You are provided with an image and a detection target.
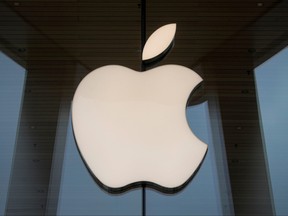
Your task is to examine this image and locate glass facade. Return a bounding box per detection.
[0,52,26,216]
[255,47,288,216]
[1,0,288,215]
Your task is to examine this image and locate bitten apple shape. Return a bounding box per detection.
[72,64,207,192]
[72,23,208,193]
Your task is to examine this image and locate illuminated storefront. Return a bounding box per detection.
[1,1,287,215]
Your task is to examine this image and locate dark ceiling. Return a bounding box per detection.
[1,0,288,215]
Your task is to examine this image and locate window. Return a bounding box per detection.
[255,47,288,216]
[0,51,26,215]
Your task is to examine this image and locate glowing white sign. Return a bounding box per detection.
[72,24,207,193]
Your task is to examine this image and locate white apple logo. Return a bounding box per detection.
[72,24,208,193]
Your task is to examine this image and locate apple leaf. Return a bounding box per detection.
[142,23,176,62]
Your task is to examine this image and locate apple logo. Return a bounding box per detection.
[72,23,208,194]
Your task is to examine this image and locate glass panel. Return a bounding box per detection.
[146,102,225,215]
[0,51,26,215]
[255,47,288,216]
[56,111,141,216]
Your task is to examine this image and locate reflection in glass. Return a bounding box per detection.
[0,51,26,215]
[255,47,288,216]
